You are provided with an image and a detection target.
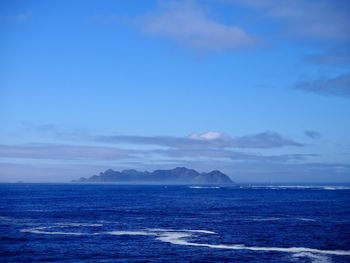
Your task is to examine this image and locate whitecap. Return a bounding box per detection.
[188,186,221,189]
[156,232,193,245]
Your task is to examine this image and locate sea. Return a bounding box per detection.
[1,183,350,262]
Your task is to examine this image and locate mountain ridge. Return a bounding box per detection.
[73,167,233,185]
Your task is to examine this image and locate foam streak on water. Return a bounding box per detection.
[21,225,350,258]
[3,184,350,262]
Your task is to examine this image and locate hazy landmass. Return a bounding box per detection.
[73,167,233,185]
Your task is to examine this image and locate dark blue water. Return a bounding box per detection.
[1,184,350,262]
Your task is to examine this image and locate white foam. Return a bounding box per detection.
[56,223,103,227]
[178,242,350,256]
[109,229,350,257]
[107,231,156,236]
[188,186,221,189]
[183,229,216,234]
[20,225,350,258]
[157,232,193,245]
[20,227,86,236]
[292,252,332,263]
[20,223,103,236]
[246,185,350,190]
[22,229,85,235]
[146,228,216,234]
[248,185,315,189]
[321,186,350,190]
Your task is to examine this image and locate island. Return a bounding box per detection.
[73,167,233,185]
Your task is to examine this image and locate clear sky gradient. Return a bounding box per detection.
[1,0,350,182]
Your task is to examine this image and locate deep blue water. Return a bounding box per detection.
[1,184,350,262]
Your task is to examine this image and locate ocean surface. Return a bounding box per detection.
[1,184,350,262]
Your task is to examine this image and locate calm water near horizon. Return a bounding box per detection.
[1,183,350,262]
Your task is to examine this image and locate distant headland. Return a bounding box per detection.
[73,167,233,185]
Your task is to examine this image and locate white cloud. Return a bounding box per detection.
[189,131,227,141]
[138,1,256,51]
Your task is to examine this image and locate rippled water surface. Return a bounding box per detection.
[1,184,350,262]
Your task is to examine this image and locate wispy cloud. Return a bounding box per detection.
[231,132,303,148]
[0,12,32,23]
[305,130,321,139]
[0,144,132,160]
[96,131,303,149]
[153,148,315,162]
[3,126,310,170]
[0,141,314,167]
[0,143,318,182]
[21,122,59,133]
[304,48,350,66]
[15,122,90,140]
[135,1,257,51]
[234,0,350,41]
[14,124,303,149]
[295,72,350,97]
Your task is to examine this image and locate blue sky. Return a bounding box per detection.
[1,0,350,182]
